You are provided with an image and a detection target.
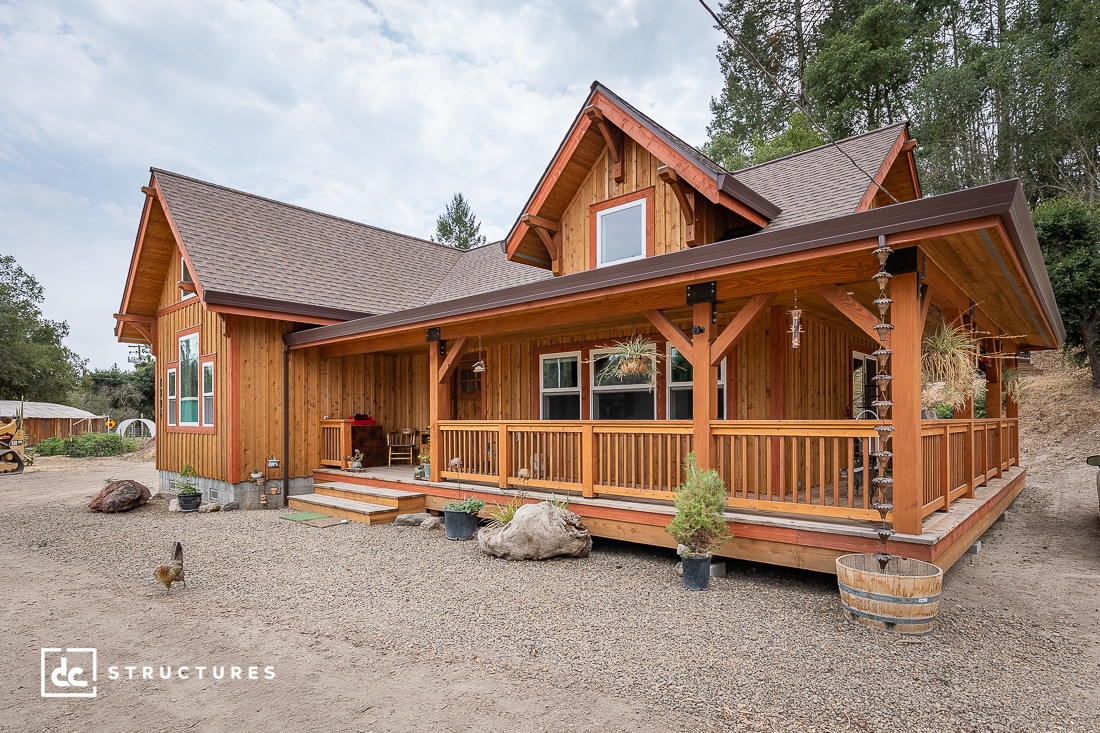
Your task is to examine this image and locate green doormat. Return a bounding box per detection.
[281,511,329,522]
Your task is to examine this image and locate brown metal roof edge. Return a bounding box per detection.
[287,180,1054,349]
[717,173,782,220]
[1003,186,1066,345]
[202,290,371,323]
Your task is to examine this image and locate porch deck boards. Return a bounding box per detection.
[309,464,1026,572]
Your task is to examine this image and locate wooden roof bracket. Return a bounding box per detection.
[520,214,562,276]
[643,309,691,357]
[657,165,700,246]
[583,105,624,184]
[814,284,892,349]
[710,293,776,365]
[436,336,469,383]
[114,313,154,343]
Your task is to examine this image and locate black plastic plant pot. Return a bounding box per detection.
[443,509,479,541]
[682,555,712,591]
[178,493,203,512]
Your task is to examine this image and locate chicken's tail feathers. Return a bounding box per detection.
[173,541,183,562]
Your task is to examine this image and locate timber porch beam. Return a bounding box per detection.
[642,309,691,357]
[710,293,776,365]
[583,105,624,183]
[814,284,892,349]
[436,336,469,383]
[657,165,701,246]
[520,214,563,276]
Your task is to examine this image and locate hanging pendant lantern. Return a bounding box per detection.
[788,292,804,349]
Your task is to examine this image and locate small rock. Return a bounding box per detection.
[395,512,433,526]
[420,517,443,531]
[222,501,240,511]
[168,499,180,512]
[88,480,152,513]
[197,502,221,513]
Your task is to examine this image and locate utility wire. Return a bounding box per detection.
[695,0,900,203]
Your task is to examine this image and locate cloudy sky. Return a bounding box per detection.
[0,0,727,370]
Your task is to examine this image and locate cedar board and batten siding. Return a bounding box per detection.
[155,297,230,480]
[557,142,747,276]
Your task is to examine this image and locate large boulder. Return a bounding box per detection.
[477,501,591,560]
[88,480,152,513]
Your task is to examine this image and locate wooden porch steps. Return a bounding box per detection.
[287,478,427,525]
[314,481,426,512]
[287,493,403,525]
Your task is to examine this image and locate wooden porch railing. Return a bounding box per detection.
[320,418,352,469]
[415,417,1019,526]
[920,418,1017,517]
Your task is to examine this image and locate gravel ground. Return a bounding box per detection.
[1,454,1097,732]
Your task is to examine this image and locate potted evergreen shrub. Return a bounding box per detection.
[174,464,203,512]
[442,496,484,541]
[666,453,731,591]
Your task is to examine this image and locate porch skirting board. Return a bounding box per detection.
[158,470,314,510]
[312,465,1027,574]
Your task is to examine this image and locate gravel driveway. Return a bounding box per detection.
[1,449,1097,732]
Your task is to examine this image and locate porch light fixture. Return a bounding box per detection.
[787,292,803,349]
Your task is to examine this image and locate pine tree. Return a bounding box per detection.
[431,193,486,250]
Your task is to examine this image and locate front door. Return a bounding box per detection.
[452,356,484,420]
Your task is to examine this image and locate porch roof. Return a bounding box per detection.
[286,179,1065,353]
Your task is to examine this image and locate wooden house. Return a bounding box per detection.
[115,82,1062,571]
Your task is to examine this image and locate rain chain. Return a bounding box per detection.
[869,235,896,572]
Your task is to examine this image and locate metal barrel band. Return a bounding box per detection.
[840,604,936,635]
[837,580,941,605]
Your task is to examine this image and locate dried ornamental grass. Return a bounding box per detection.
[921,323,983,410]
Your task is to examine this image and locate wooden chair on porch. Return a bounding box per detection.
[387,429,417,466]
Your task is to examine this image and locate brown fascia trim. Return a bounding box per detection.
[286,180,1060,349]
[1002,186,1066,343]
[201,290,371,323]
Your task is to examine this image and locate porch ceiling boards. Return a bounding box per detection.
[286,179,1064,357]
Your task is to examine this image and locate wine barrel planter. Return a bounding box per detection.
[836,553,943,636]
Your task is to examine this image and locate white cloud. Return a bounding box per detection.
[0,0,726,369]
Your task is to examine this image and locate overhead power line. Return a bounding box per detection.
[694,0,900,204]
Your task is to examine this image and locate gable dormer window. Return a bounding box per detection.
[179,256,196,300]
[591,188,654,269]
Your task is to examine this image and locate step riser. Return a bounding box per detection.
[314,486,425,511]
[287,498,398,525]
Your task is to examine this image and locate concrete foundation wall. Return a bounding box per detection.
[159,470,314,510]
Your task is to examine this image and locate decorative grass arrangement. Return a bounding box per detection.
[595,335,661,382]
[1001,366,1024,403]
[921,322,985,410]
[487,494,524,528]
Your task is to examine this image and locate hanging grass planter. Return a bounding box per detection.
[921,322,985,411]
[595,335,661,383]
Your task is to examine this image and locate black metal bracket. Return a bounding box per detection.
[686,281,717,305]
[426,327,441,343]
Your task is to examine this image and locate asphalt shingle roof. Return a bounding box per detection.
[153,171,550,316]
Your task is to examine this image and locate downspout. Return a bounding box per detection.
[283,340,290,508]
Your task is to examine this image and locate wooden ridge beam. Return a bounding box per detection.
[710,293,776,366]
[642,309,691,357]
[141,185,157,198]
[436,336,469,383]
[583,105,624,184]
[814,284,891,348]
[657,165,700,246]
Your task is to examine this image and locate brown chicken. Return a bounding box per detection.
[155,541,185,595]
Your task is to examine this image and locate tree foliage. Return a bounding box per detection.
[0,255,86,402]
[431,193,486,250]
[1034,197,1100,387]
[76,359,156,419]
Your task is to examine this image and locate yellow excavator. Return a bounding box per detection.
[0,415,27,476]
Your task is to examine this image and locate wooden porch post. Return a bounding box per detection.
[892,272,924,535]
[428,337,467,482]
[768,305,787,495]
[1006,352,1019,465]
[984,340,1003,477]
[691,301,717,469]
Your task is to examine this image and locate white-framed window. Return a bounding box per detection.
[178,333,199,426]
[540,352,581,419]
[666,344,726,420]
[590,345,656,420]
[201,361,215,427]
[166,368,177,426]
[180,256,196,300]
[596,197,646,267]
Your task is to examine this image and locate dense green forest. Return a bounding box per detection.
[704,0,1100,385]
